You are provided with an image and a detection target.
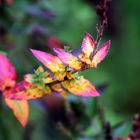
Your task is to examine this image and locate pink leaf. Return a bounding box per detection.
[31,49,66,80]
[0,53,17,91]
[54,48,82,70]
[92,40,111,67]
[81,32,95,58]
[3,81,52,100]
[78,33,95,65]
[4,98,29,127]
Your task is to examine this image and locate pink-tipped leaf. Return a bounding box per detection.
[31,49,66,80]
[54,48,82,70]
[92,40,111,67]
[4,98,29,127]
[78,33,95,65]
[81,32,95,57]
[62,77,100,96]
[3,81,52,100]
[0,53,17,91]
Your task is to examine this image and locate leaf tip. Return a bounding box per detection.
[4,99,29,127]
[84,32,95,44]
[30,49,39,56]
[53,47,61,55]
[105,40,111,49]
[84,32,93,40]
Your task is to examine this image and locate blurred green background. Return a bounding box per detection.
[0,0,140,139]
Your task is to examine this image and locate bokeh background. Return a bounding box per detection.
[0,0,140,139]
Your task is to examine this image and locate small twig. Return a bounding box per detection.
[94,0,112,54]
[94,22,104,53]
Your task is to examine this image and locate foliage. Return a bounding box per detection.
[0,53,29,127]
[0,0,140,139]
[0,31,110,126]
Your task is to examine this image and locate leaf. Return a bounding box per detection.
[31,49,66,80]
[51,83,63,92]
[25,66,54,84]
[51,83,68,98]
[81,33,95,57]
[43,76,54,84]
[60,91,68,99]
[78,33,95,65]
[62,77,100,96]
[3,81,52,100]
[35,66,44,73]
[54,48,82,70]
[0,53,17,91]
[4,98,29,127]
[92,40,111,67]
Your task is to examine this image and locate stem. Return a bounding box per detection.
[94,21,105,54]
[94,0,112,54]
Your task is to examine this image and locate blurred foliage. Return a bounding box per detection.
[0,0,140,139]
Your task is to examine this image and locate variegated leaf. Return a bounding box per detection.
[78,33,95,65]
[4,98,29,127]
[62,77,100,96]
[0,53,17,90]
[31,49,66,80]
[3,81,51,100]
[92,40,111,67]
[54,48,82,70]
[51,83,68,98]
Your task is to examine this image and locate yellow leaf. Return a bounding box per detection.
[92,40,111,67]
[51,83,68,99]
[0,53,17,91]
[4,98,29,127]
[54,48,82,70]
[62,77,100,96]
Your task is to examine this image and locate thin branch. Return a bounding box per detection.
[94,0,112,54]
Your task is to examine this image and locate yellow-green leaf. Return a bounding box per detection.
[4,98,29,127]
[62,77,100,97]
